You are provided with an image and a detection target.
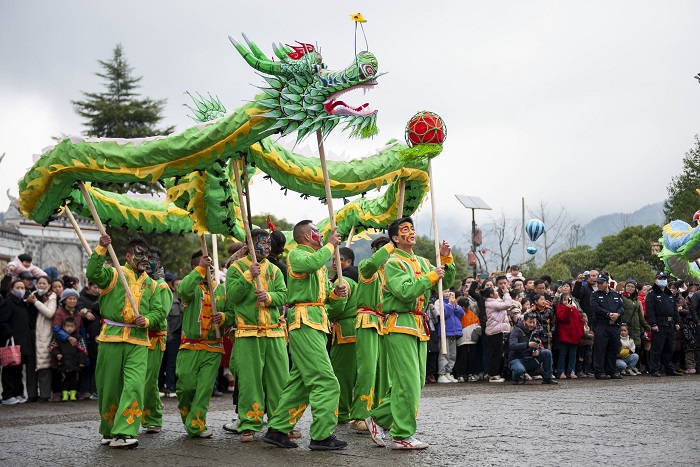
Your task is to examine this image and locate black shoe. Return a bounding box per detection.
[595,374,611,380]
[610,373,623,380]
[27,396,39,403]
[262,430,298,448]
[511,376,526,385]
[308,435,348,451]
[667,370,684,376]
[651,372,661,377]
[542,378,558,385]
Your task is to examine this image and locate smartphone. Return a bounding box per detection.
[557,280,563,287]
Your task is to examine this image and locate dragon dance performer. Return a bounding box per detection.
[226,229,288,442]
[263,220,348,450]
[366,217,455,450]
[176,250,233,438]
[86,235,165,448]
[348,236,394,430]
[328,247,359,424]
[141,246,173,434]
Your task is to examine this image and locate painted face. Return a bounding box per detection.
[147,251,159,273]
[397,222,416,245]
[309,226,323,247]
[254,235,271,258]
[128,245,150,272]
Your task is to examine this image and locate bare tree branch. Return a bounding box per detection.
[527,201,576,261]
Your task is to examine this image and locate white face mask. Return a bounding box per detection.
[657,280,668,288]
[11,289,25,299]
[36,287,48,296]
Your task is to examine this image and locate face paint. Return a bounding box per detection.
[254,235,271,257]
[129,246,150,271]
[147,252,159,273]
[310,228,323,246]
[398,222,415,244]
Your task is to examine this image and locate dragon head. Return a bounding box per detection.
[230,34,379,141]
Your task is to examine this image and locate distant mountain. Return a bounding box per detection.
[578,202,665,247]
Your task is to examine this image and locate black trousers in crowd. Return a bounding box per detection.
[485,333,505,377]
[60,371,80,391]
[1,355,27,400]
[454,344,477,378]
[592,324,620,376]
[650,324,677,374]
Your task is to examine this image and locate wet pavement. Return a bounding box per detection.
[0,375,698,466]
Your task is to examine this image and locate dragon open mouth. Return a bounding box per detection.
[324,82,377,117]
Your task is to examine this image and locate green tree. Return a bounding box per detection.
[604,261,655,284]
[594,225,663,271]
[664,135,700,222]
[72,43,175,194]
[533,245,596,278]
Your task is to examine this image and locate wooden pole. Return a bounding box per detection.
[316,130,344,282]
[212,233,220,282]
[241,154,254,229]
[199,234,221,338]
[345,226,355,248]
[428,161,447,355]
[78,182,140,316]
[64,206,92,255]
[397,179,406,219]
[231,160,265,302]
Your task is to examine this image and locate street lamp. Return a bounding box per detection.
[455,194,491,278]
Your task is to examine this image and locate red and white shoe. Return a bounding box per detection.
[390,436,429,450]
[364,417,386,447]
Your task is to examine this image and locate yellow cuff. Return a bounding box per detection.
[264,294,273,307]
[324,243,335,254]
[440,254,454,266]
[95,245,108,256]
[143,317,150,328]
[194,266,207,277]
[427,270,440,285]
[242,270,254,284]
[330,289,341,300]
[383,243,395,255]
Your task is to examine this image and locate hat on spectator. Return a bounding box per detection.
[60,288,80,302]
[655,271,668,279]
[596,274,609,283]
[18,271,34,280]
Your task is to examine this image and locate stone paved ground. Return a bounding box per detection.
[1,375,698,466]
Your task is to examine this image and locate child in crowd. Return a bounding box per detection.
[615,324,639,375]
[437,291,464,383]
[5,253,46,280]
[50,318,88,401]
[576,313,594,377]
[681,315,698,374]
[454,296,481,382]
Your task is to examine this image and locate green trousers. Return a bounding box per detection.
[369,332,426,440]
[176,349,220,436]
[330,341,356,422]
[234,337,289,433]
[268,324,340,440]
[96,342,148,438]
[349,328,390,420]
[141,343,165,427]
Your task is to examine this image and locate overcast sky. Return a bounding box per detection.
[2,1,699,246]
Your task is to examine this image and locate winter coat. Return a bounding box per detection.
[457,308,481,346]
[7,257,46,279]
[621,293,651,347]
[34,292,57,370]
[468,281,487,328]
[52,306,83,342]
[645,284,680,327]
[617,335,636,358]
[50,332,88,372]
[437,298,464,337]
[508,321,537,361]
[572,280,596,327]
[0,294,32,355]
[485,294,513,336]
[533,305,555,347]
[76,287,100,341]
[555,303,584,345]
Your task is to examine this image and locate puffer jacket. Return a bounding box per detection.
[457,308,481,346]
[34,292,57,370]
[555,303,583,345]
[437,298,464,337]
[485,294,513,336]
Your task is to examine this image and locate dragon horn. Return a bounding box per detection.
[241,33,268,61]
[229,35,281,76]
[271,42,288,61]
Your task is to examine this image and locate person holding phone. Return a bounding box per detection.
[555,293,584,378]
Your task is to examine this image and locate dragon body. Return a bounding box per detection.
[18,35,440,241]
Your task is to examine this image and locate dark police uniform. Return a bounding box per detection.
[590,281,625,378]
[645,283,681,375]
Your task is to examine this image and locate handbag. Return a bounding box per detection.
[0,337,22,367]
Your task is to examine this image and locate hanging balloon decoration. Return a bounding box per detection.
[525,218,545,255]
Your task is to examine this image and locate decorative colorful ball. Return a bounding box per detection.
[405,111,447,147]
[693,210,700,225]
[526,246,537,255]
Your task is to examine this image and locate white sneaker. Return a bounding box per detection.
[533,375,543,380]
[457,376,465,383]
[223,421,238,433]
[489,376,505,383]
[109,436,139,448]
[446,374,459,383]
[16,395,27,404]
[197,430,213,438]
[437,375,452,383]
[1,397,20,406]
[100,437,113,446]
[391,436,429,450]
[468,375,478,382]
[365,417,386,447]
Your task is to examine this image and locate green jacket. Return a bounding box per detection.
[177,266,233,353]
[86,246,165,347]
[226,255,287,338]
[621,294,651,347]
[149,278,172,332]
[329,272,358,344]
[383,248,456,341]
[286,244,346,334]
[355,243,395,332]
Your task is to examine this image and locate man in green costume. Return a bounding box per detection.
[262,220,348,450]
[348,236,394,431]
[87,235,165,448]
[366,217,454,450]
[328,247,359,424]
[176,250,233,438]
[226,228,288,442]
[141,246,173,434]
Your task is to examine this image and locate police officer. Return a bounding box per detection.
[645,272,683,377]
[590,273,625,379]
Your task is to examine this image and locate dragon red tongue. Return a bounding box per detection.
[326,100,369,113]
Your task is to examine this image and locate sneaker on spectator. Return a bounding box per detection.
[1,397,20,406]
[457,376,465,383]
[390,436,429,450]
[467,374,478,382]
[437,375,451,383]
[533,375,543,380]
[90,392,99,401]
[425,375,436,384]
[576,372,588,378]
[158,391,166,398]
[446,374,459,383]
[17,395,27,404]
[524,374,533,381]
[488,376,505,383]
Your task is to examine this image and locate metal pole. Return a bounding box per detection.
[471,208,477,278]
[522,197,526,264]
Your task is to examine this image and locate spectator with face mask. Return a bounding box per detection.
[0,280,32,404]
